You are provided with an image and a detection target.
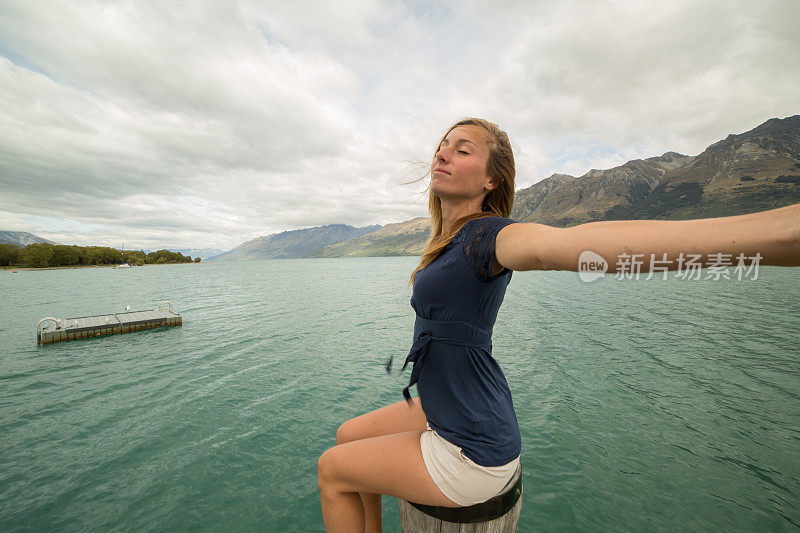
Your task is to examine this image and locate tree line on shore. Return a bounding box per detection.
[0,243,200,268]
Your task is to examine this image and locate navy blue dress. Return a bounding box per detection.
[391,216,521,467]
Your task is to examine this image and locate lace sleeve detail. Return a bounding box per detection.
[462,216,516,282]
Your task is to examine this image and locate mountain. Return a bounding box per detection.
[312,217,431,257]
[168,248,226,260]
[0,231,59,246]
[209,224,381,260]
[510,115,800,225]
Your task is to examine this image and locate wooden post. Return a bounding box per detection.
[398,465,523,532]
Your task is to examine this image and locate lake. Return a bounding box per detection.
[1,258,798,531]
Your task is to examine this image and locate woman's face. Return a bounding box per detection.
[430,125,496,202]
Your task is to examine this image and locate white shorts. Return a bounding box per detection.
[420,422,521,506]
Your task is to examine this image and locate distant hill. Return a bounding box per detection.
[209,224,381,260]
[0,231,59,246]
[121,248,224,260]
[312,217,430,257]
[168,248,226,260]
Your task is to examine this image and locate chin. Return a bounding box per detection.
[430,185,448,199]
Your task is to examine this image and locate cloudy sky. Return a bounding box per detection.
[1,1,798,250]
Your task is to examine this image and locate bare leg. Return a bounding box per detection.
[361,492,381,533]
[318,430,461,532]
[332,398,429,532]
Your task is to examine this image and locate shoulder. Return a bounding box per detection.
[466,215,516,227]
[460,216,517,242]
[461,216,518,281]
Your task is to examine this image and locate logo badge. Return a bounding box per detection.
[578,250,607,282]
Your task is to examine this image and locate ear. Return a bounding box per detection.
[483,176,498,191]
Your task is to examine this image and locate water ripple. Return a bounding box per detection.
[1,261,799,531]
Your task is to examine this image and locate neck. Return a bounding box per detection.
[440,198,485,235]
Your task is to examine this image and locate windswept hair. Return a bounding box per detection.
[409,118,515,285]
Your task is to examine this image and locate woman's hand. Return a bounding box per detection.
[496,203,800,273]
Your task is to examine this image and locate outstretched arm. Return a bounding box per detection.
[496,203,800,273]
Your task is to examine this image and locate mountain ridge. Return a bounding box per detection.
[0,231,60,246]
[209,223,381,261]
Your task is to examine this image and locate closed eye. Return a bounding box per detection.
[457,150,469,154]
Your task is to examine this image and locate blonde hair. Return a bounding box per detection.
[409,118,515,285]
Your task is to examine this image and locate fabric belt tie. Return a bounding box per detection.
[385,317,492,406]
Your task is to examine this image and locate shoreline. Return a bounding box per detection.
[1,263,200,271]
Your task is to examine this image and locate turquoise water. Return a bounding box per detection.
[1,259,798,531]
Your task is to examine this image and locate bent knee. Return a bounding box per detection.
[336,414,377,445]
[317,448,332,484]
[317,448,344,492]
[336,419,357,445]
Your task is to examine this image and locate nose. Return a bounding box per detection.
[436,145,450,163]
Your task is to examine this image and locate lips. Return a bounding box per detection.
[433,167,451,175]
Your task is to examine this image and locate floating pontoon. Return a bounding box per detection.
[37,301,181,344]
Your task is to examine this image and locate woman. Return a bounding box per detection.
[317,118,800,532]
